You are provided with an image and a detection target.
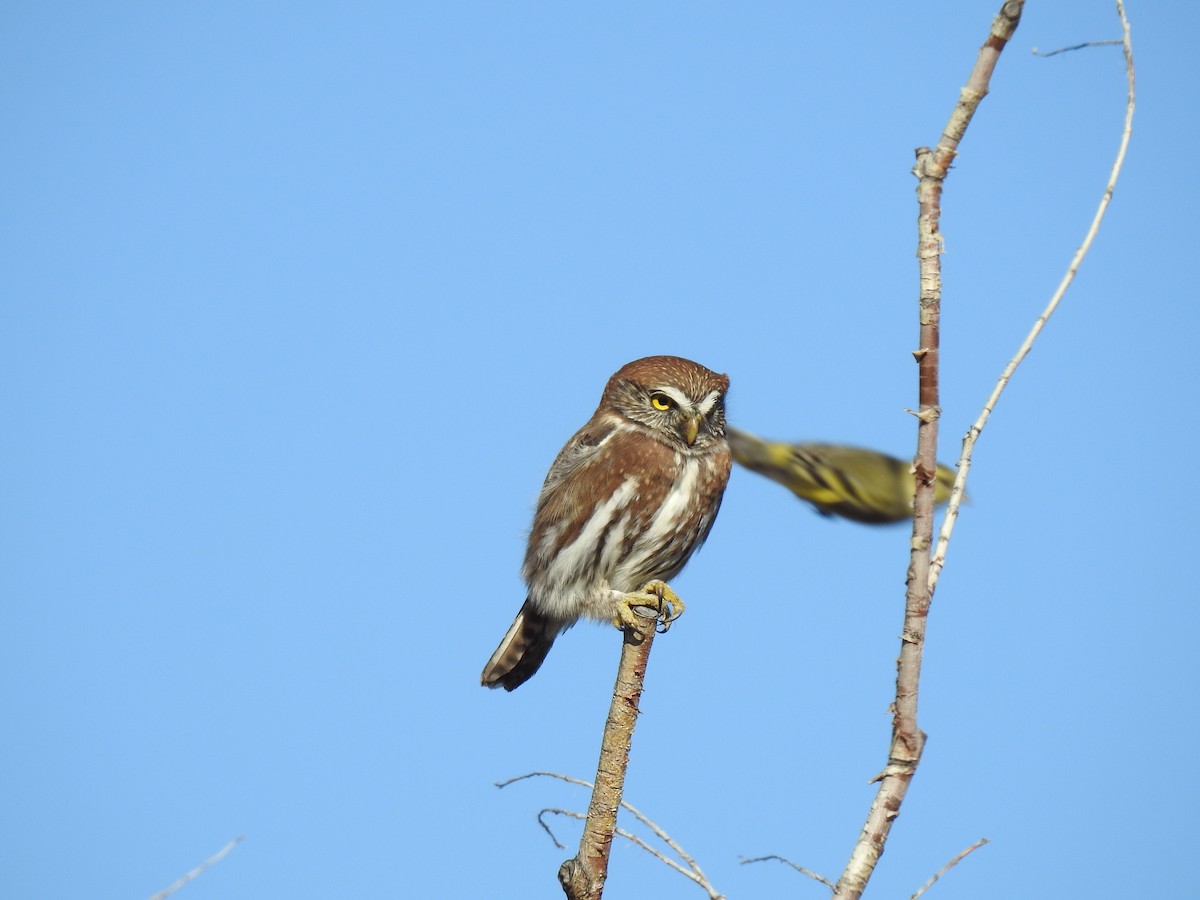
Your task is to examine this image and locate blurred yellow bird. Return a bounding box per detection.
[727,426,956,524]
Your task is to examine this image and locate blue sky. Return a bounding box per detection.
[3,2,1196,898]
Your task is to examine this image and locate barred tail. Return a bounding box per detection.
[480,601,559,691]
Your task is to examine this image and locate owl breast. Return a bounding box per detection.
[612,455,703,589]
[525,443,728,624]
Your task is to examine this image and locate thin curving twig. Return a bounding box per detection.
[147,835,244,900]
[499,770,724,899]
[741,854,836,891]
[929,0,1136,593]
[1033,40,1122,57]
[910,838,990,899]
[542,808,725,900]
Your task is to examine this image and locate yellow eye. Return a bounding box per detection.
[650,393,674,411]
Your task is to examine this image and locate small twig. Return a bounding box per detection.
[613,792,714,889]
[496,770,594,791]
[147,835,244,900]
[929,0,1136,593]
[538,808,571,849]
[910,838,990,899]
[1032,40,1122,57]
[501,770,724,899]
[741,854,836,891]
[542,808,725,899]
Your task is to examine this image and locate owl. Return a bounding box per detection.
[481,356,732,691]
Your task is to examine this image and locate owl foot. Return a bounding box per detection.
[613,580,686,634]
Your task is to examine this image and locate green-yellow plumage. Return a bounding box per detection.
[727,426,956,524]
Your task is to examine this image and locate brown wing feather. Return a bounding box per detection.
[523,419,677,593]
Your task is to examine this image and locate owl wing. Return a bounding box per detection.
[536,413,625,499]
[522,415,673,585]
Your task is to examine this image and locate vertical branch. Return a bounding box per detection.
[559,612,658,900]
[832,3,1024,897]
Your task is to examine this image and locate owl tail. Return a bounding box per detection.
[481,601,559,691]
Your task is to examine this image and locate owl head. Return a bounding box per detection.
[600,355,729,453]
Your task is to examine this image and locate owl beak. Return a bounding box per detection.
[684,413,702,446]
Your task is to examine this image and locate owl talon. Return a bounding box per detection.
[613,580,686,634]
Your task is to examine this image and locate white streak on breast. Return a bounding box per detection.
[651,457,698,543]
[613,457,698,590]
[537,475,640,607]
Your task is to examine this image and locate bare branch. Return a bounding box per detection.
[493,630,662,900]
[559,808,725,900]
[741,854,836,891]
[612,793,716,890]
[1032,40,1122,57]
[147,836,244,900]
[557,605,658,900]
[502,770,724,899]
[832,3,1025,897]
[495,770,595,791]
[929,0,1136,592]
[910,838,990,899]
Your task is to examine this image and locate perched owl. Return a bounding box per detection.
[481,356,732,691]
